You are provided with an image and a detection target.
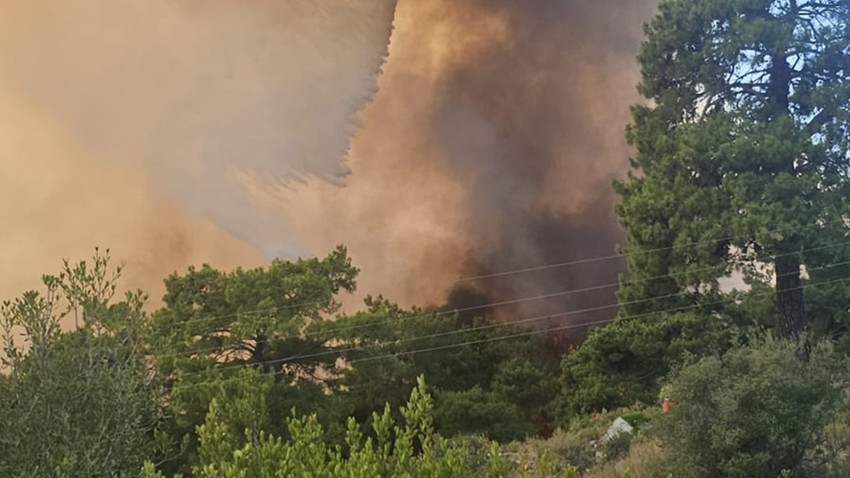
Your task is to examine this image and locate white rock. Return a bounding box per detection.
[601,417,634,443]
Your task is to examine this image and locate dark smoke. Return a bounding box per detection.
[0,0,659,334]
[431,0,657,332]
[445,213,627,331]
[327,0,657,332]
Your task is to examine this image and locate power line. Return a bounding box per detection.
[230,260,850,367]
[349,273,850,364]
[296,240,850,339]
[169,273,850,388]
[151,241,850,361]
[158,218,847,329]
[452,218,848,282]
[175,263,850,379]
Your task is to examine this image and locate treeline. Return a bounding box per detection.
[1,255,848,477]
[0,248,565,476]
[3,0,850,476]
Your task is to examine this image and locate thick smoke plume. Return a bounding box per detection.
[0,0,396,299]
[276,0,657,331]
[2,0,657,335]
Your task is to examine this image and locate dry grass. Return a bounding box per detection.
[585,440,664,478]
[495,406,665,477]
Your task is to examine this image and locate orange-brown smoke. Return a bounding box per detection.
[0,0,397,302]
[1,0,657,332]
[0,91,266,298]
[275,0,658,328]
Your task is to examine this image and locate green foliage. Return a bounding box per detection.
[152,245,357,374]
[558,311,728,419]
[584,441,666,478]
[149,246,358,472]
[619,0,850,339]
[446,435,511,477]
[515,450,579,478]
[0,250,160,477]
[602,432,633,463]
[492,358,559,434]
[504,406,659,475]
[569,0,850,427]
[656,336,848,478]
[144,255,556,472]
[503,428,598,474]
[434,387,534,443]
[194,368,271,469]
[7,3,850,478]
[143,250,558,472]
[265,378,355,443]
[315,296,556,433]
[813,408,850,476]
[189,375,510,477]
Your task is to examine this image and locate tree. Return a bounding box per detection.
[617,0,850,340]
[491,358,559,437]
[152,245,357,374]
[433,387,535,443]
[558,311,730,418]
[656,336,848,478]
[558,0,850,420]
[148,246,357,473]
[310,296,556,433]
[0,250,161,477]
[181,374,510,478]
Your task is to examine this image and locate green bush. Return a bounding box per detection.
[434,387,535,443]
[656,336,848,478]
[601,432,633,462]
[526,427,598,472]
[619,412,650,429]
[448,435,502,476]
[161,374,514,478]
[558,311,725,422]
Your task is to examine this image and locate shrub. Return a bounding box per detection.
[434,387,535,443]
[656,336,848,478]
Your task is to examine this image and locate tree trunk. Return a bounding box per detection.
[253,334,268,373]
[774,253,806,340]
[764,34,807,345]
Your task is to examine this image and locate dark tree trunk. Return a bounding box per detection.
[253,334,268,372]
[764,29,808,344]
[774,253,806,340]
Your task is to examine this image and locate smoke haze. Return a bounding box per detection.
[275,0,657,328]
[0,0,397,299]
[1,0,656,331]
[0,90,266,297]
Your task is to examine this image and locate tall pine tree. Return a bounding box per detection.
[560,0,850,419]
[618,0,850,339]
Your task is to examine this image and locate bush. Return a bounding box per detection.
[586,440,665,478]
[447,435,497,475]
[558,312,725,422]
[501,407,656,474]
[656,336,848,478]
[184,375,513,478]
[434,387,535,443]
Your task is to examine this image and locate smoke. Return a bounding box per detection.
[274,0,657,331]
[1,0,657,335]
[0,0,397,299]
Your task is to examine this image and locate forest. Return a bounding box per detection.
[2,0,850,476]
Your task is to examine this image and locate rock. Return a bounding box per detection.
[601,417,634,443]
